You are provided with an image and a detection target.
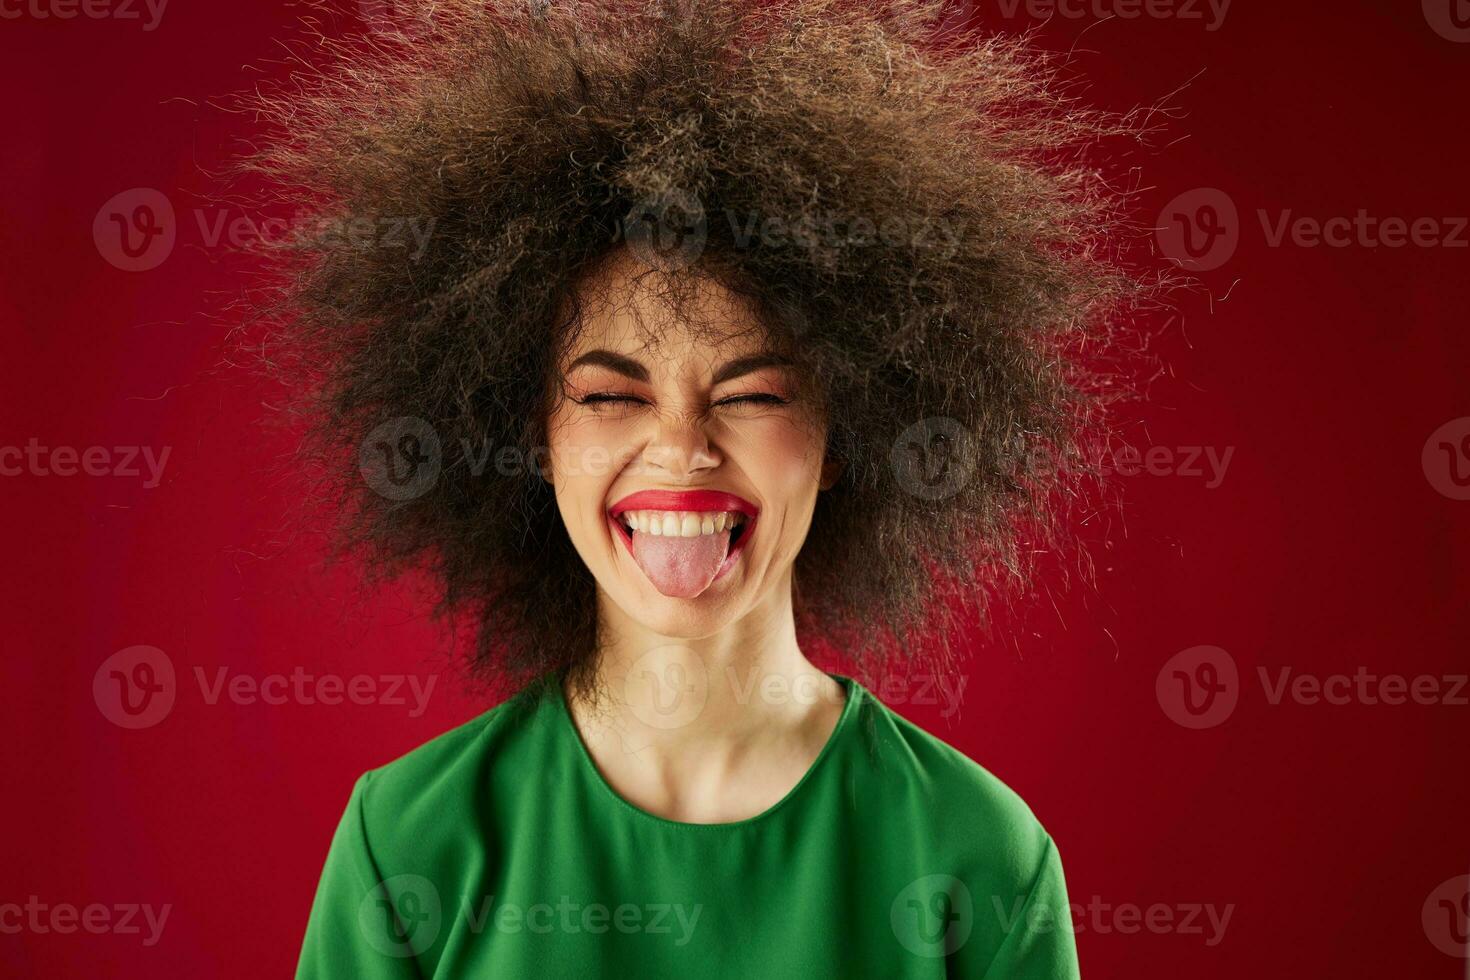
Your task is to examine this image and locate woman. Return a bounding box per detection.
[251,0,1141,975]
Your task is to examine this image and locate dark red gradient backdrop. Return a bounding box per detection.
[3,1,1467,976]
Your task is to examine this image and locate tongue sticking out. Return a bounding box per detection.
[630,527,732,598]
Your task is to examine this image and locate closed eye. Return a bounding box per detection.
[574,393,790,408]
[576,393,646,406]
[715,393,790,408]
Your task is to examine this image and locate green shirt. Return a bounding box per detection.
[296,674,1080,978]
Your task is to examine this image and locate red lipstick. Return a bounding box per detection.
[606,489,760,590]
[609,489,759,518]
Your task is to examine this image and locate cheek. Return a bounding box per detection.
[730,415,826,477]
[547,411,629,485]
[728,420,827,534]
[546,418,612,527]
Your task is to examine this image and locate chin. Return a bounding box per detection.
[603,579,746,640]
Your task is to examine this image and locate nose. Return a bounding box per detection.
[640,407,719,479]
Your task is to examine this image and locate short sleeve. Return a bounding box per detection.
[295,773,426,979]
[979,835,1080,979]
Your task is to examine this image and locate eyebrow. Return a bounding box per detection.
[565,350,792,385]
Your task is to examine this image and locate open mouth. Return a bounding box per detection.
[607,490,759,598]
[614,509,749,546]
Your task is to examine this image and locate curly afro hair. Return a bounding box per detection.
[238,0,1154,700]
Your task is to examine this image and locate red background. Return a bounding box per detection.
[3,1,1467,975]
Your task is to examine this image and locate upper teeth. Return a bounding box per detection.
[619,510,745,537]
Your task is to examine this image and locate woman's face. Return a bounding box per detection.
[544,252,836,638]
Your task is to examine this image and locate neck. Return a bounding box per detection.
[562,572,847,822]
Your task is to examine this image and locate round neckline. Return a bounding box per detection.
[552,672,862,830]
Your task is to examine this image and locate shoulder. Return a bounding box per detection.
[347,680,556,860]
[848,680,1057,883]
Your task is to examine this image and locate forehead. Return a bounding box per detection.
[557,249,776,373]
